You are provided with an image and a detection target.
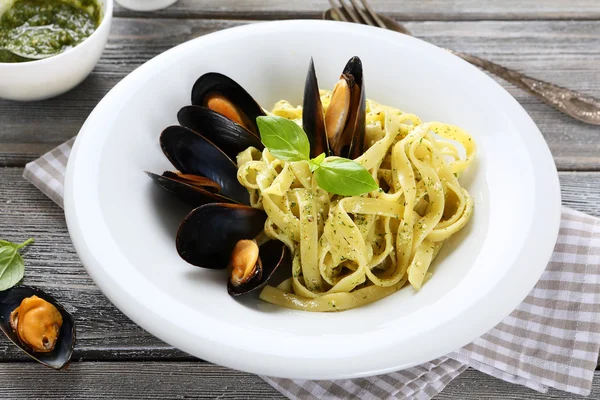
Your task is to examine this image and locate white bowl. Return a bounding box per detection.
[0,0,113,101]
[64,20,561,379]
[115,0,177,11]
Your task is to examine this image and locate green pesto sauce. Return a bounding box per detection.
[0,0,101,63]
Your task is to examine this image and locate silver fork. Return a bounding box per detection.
[325,0,600,126]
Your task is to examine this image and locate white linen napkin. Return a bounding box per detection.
[23,140,600,399]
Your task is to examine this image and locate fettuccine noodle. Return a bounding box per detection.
[236,91,476,312]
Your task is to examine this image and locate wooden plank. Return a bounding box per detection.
[112,0,600,21]
[560,172,600,217]
[0,362,284,399]
[0,19,599,169]
[0,144,58,168]
[0,167,599,362]
[0,362,597,399]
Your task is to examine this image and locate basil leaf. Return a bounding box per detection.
[308,152,326,172]
[257,116,310,161]
[0,238,33,292]
[0,247,24,291]
[314,157,378,196]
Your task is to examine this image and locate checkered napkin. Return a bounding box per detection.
[24,140,600,399]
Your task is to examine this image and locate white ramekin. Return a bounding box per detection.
[0,0,113,101]
[115,0,177,11]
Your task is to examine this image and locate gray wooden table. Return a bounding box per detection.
[1,1,599,398]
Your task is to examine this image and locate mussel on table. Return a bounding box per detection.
[176,204,290,296]
[0,286,75,369]
[191,72,266,136]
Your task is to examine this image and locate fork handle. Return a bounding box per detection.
[448,49,600,125]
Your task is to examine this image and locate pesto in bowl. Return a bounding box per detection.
[0,0,101,63]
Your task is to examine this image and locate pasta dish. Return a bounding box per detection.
[236,92,475,311]
[152,56,477,312]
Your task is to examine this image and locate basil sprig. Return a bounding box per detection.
[257,116,378,196]
[0,238,33,291]
[258,116,310,161]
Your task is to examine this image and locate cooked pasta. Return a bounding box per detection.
[236,91,476,312]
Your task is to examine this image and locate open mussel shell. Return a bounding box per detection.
[325,56,366,159]
[176,203,267,269]
[161,171,221,192]
[191,73,266,136]
[0,286,75,370]
[227,240,290,297]
[302,58,330,158]
[178,105,264,160]
[160,125,249,205]
[145,171,237,207]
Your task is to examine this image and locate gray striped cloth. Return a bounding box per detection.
[24,140,600,399]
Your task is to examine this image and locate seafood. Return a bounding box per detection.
[147,57,367,296]
[191,72,266,136]
[0,286,75,369]
[176,204,289,296]
[324,56,366,159]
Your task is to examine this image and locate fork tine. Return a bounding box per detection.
[338,0,364,24]
[360,0,387,29]
[349,0,376,26]
[328,0,349,22]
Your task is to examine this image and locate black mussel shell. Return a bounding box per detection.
[177,106,264,160]
[191,73,266,136]
[176,204,267,269]
[302,58,330,158]
[160,125,249,205]
[325,56,366,159]
[347,57,367,159]
[161,171,221,192]
[145,171,237,207]
[0,286,75,370]
[227,240,290,297]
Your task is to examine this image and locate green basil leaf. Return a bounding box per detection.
[0,238,33,291]
[0,247,24,291]
[257,116,310,161]
[314,157,379,196]
[311,153,326,165]
[308,152,326,172]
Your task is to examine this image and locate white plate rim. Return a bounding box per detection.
[64,20,561,379]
